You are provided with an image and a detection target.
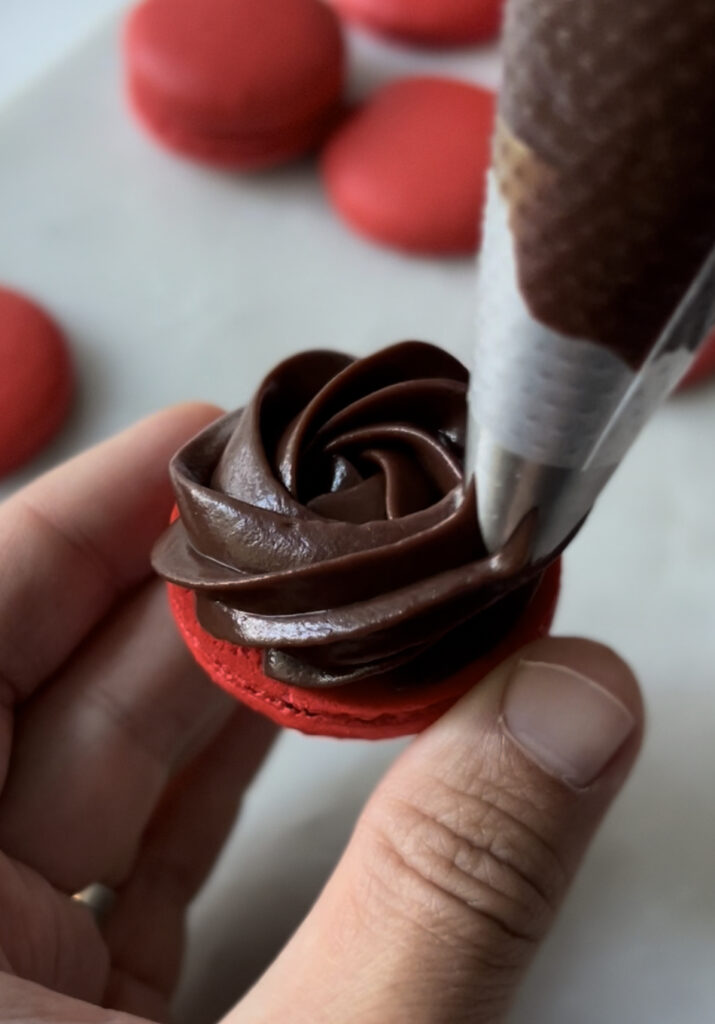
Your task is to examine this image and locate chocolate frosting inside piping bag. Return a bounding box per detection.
[497,0,715,367]
[152,342,552,689]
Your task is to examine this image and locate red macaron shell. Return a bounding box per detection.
[677,329,715,390]
[322,77,495,254]
[124,0,345,168]
[0,286,73,479]
[167,558,561,740]
[328,0,504,45]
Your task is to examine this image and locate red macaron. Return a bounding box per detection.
[124,0,345,169]
[677,329,715,390]
[322,77,495,255]
[0,286,73,480]
[167,560,561,741]
[327,0,504,45]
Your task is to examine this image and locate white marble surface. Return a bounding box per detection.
[1,8,714,1024]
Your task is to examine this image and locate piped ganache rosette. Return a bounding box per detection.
[152,342,561,739]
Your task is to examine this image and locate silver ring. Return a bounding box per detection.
[72,883,117,925]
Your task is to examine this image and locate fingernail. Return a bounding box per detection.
[502,660,636,788]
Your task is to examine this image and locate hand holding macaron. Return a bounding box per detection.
[0,405,642,1024]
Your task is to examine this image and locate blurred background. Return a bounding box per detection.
[1,3,714,1022]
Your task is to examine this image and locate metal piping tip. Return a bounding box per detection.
[470,420,614,561]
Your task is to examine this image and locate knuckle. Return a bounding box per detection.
[361,773,567,969]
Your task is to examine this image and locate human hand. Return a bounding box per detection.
[0,405,276,1021]
[0,407,644,1024]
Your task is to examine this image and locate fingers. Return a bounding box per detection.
[0,575,274,1018]
[102,710,276,1021]
[226,638,643,1024]
[0,581,235,891]
[0,974,150,1024]
[0,402,220,707]
[0,850,110,1005]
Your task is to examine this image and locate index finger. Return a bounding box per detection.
[0,403,221,705]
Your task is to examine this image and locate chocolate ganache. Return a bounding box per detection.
[152,342,547,688]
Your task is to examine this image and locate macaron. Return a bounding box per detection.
[326,0,504,45]
[321,77,495,254]
[677,329,715,390]
[167,561,561,741]
[0,286,73,479]
[124,0,345,169]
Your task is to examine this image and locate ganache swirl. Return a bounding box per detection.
[152,341,545,688]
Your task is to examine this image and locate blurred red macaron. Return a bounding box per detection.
[167,559,561,740]
[321,77,495,255]
[327,0,504,45]
[677,329,715,390]
[124,0,345,169]
[0,286,73,480]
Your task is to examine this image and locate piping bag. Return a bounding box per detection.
[467,0,715,562]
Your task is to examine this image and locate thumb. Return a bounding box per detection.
[228,638,644,1024]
